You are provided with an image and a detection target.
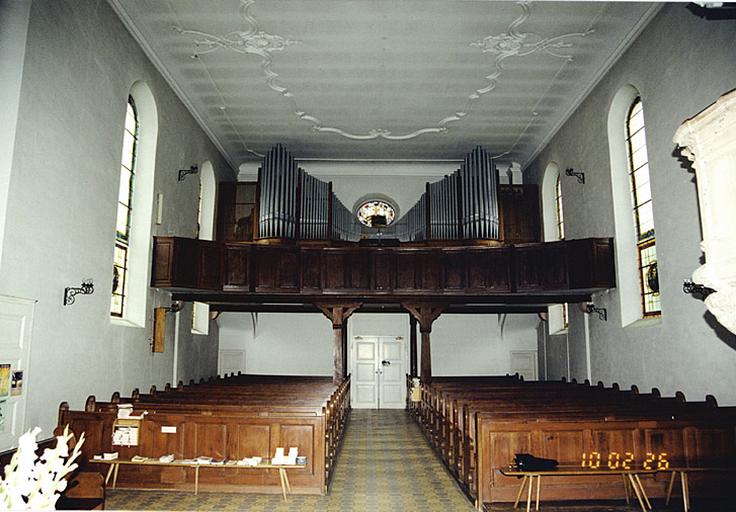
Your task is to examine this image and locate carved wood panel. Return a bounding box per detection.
[372,252,394,292]
[224,245,250,290]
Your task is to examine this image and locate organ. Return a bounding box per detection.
[157,143,610,309]
[217,144,525,245]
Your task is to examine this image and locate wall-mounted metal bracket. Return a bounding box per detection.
[565,167,585,184]
[64,280,94,306]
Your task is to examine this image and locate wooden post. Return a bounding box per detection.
[409,315,418,377]
[342,316,349,379]
[402,303,445,382]
[316,302,362,384]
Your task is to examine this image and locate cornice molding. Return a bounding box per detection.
[522,2,664,170]
[108,0,240,178]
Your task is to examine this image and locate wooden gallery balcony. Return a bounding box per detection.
[151,237,615,313]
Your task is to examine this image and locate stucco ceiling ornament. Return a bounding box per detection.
[173,0,592,144]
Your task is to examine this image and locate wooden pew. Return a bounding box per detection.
[58,374,350,496]
[407,376,736,509]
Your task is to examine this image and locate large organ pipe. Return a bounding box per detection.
[255,143,497,243]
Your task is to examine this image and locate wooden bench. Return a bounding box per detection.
[58,373,350,496]
[407,375,736,510]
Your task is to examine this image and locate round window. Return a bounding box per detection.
[356,200,396,228]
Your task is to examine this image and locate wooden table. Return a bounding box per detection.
[665,467,736,512]
[95,458,306,501]
[499,467,658,512]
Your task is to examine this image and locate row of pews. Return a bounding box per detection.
[58,373,350,495]
[407,374,736,510]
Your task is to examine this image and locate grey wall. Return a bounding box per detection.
[525,5,736,403]
[0,0,235,438]
[217,311,539,377]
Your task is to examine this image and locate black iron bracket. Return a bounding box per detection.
[584,303,607,321]
[683,280,716,299]
[565,167,585,184]
[178,165,199,182]
[64,280,94,306]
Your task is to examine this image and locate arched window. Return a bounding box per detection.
[555,175,565,240]
[111,97,138,317]
[608,86,660,325]
[111,83,157,325]
[193,161,216,335]
[542,162,568,333]
[625,98,660,316]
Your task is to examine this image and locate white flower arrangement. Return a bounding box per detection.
[0,426,84,510]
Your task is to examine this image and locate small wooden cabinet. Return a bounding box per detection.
[498,185,541,244]
[216,182,258,242]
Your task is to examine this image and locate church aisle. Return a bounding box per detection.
[106,409,476,511]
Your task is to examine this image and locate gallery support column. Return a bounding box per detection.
[409,315,418,377]
[402,303,445,383]
[316,302,362,384]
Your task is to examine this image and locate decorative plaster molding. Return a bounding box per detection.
[174,0,592,144]
[673,88,736,334]
[470,2,593,99]
[522,3,663,169]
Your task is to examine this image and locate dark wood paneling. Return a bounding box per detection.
[301,250,322,291]
[498,185,541,244]
[151,236,615,300]
[224,245,251,290]
[443,252,466,290]
[372,252,394,292]
[322,252,346,290]
[395,253,418,292]
[198,241,223,290]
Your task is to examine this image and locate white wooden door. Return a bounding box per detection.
[352,337,379,408]
[378,337,405,408]
[351,336,406,409]
[510,350,538,381]
[0,296,35,450]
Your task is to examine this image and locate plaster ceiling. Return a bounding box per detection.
[111,0,659,169]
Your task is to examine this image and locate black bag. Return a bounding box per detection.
[514,453,559,471]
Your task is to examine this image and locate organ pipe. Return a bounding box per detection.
[254,143,498,243]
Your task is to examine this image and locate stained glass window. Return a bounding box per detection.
[111,97,138,317]
[625,98,660,316]
[554,174,568,327]
[555,175,565,241]
[356,200,396,228]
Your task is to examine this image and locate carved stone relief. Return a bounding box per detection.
[673,89,736,334]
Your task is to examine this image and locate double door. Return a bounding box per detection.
[351,336,405,409]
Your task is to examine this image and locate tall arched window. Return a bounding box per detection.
[111,82,157,325]
[625,98,660,316]
[111,97,138,317]
[555,175,565,240]
[542,162,568,333]
[192,161,216,335]
[608,85,660,325]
